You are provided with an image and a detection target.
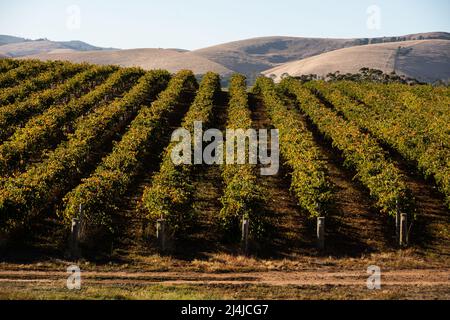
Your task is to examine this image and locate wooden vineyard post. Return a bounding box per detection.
[156,218,167,252]
[399,213,408,247]
[69,204,83,259]
[395,200,401,239]
[317,217,325,250]
[241,217,250,255]
[396,198,408,247]
[70,218,80,258]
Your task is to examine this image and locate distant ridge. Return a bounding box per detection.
[2,32,450,83]
[0,36,115,57]
[262,40,450,84]
[193,32,450,78]
[0,35,29,46]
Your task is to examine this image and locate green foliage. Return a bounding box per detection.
[0,70,170,232]
[0,67,144,175]
[0,58,445,243]
[292,68,424,85]
[253,77,333,218]
[0,59,53,89]
[0,59,22,73]
[0,61,85,106]
[323,80,450,209]
[220,74,265,239]
[141,72,221,233]
[62,70,198,228]
[0,65,118,142]
[281,78,414,217]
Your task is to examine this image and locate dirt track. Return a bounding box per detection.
[1,269,449,287]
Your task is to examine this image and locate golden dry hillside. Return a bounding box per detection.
[21,48,234,76]
[263,40,450,83]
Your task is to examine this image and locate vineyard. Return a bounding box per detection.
[0,58,449,260]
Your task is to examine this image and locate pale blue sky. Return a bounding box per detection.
[1,0,449,50]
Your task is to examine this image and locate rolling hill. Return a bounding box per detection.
[193,32,450,77]
[262,40,450,83]
[0,35,29,46]
[0,37,114,57]
[21,48,234,76]
[2,32,450,82]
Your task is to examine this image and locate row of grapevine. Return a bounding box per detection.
[368,84,450,148]
[254,77,332,217]
[431,85,450,98]
[281,78,413,217]
[0,67,144,176]
[62,70,198,230]
[0,65,117,142]
[374,82,449,118]
[220,74,264,238]
[141,72,221,231]
[311,81,450,209]
[0,61,87,106]
[0,59,23,73]
[0,70,171,232]
[0,59,52,89]
[335,81,449,150]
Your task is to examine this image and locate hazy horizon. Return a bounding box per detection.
[1,0,449,50]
